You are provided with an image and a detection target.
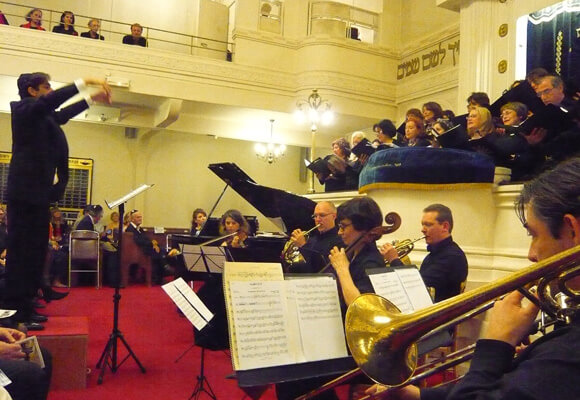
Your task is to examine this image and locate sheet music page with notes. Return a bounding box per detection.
[229,280,295,370]
[223,262,285,370]
[368,266,432,313]
[289,276,348,362]
[394,267,433,310]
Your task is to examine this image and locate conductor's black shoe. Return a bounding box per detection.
[30,313,48,323]
[20,322,44,331]
[42,286,69,302]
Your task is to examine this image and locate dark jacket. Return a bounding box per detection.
[8,83,88,205]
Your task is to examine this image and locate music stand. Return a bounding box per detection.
[96,184,152,384]
[163,278,218,400]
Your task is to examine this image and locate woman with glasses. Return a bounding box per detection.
[328,197,384,310]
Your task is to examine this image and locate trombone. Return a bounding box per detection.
[295,244,580,399]
[345,244,580,387]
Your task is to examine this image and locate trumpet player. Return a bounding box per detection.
[289,201,343,273]
[369,158,580,400]
[380,204,467,303]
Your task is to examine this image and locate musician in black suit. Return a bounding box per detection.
[4,73,111,327]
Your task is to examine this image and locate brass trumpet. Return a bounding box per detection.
[392,236,425,259]
[281,224,321,267]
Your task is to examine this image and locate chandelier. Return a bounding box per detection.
[294,89,333,133]
[254,119,286,164]
[294,89,333,192]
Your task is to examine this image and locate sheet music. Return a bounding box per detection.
[223,262,285,369]
[394,267,433,310]
[369,266,433,314]
[162,278,214,330]
[229,280,293,370]
[291,277,348,362]
[369,270,414,314]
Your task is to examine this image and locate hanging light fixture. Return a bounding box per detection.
[255,119,286,164]
[294,89,333,192]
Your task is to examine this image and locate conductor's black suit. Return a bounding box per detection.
[5,83,89,320]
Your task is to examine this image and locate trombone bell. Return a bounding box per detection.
[345,295,418,385]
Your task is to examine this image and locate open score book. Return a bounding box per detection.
[223,262,348,371]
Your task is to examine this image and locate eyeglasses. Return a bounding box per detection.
[311,213,332,219]
[338,222,352,230]
[536,87,554,97]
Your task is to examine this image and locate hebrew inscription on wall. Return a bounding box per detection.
[397,36,460,80]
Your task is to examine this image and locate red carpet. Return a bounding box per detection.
[42,285,279,400]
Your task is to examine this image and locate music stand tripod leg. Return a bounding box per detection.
[189,347,217,400]
[97,202,147,384]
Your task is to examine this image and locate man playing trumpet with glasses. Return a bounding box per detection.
[288,201,344,273]
[380,204,467,303]
[370,158,580,400]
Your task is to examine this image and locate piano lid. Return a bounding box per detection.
[208,162,316,234]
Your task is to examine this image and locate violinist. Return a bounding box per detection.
[328,197,385,310]
[219,209,249,248]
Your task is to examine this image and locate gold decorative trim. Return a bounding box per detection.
[359,182,493,193]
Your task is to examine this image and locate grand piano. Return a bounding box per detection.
[169,162,317,271]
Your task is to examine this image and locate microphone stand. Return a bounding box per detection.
[96,184,153,384]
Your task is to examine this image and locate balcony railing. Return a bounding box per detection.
[0,1,234,61]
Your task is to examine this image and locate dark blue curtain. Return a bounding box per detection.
[527,2,580,92]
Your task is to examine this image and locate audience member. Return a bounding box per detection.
[191,208,207,236]
[46,207,69,288]
[75,204,103,231]
[51,11,77,36]
[0,326,52,400]
[101,211,120,286]
[381,203,467,302]
[126,210,178,284]
[122,23,147,47]
[0,11,8,25]
[80,18,104,40]
[20,8,44,30]
[219,209,249,248]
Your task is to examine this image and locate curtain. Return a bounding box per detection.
[527,0,580,91]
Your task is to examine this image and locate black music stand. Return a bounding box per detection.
[97,184,152,384]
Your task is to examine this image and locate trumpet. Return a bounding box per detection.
[281,224,321,267]
[392,236,425,259]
